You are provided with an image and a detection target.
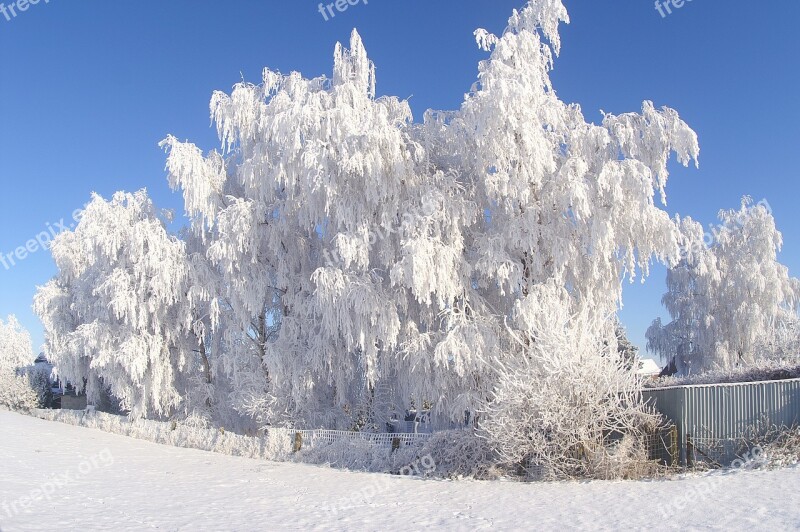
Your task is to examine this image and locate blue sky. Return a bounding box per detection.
[1,1,798,361]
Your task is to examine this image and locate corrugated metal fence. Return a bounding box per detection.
[643,378,800,465]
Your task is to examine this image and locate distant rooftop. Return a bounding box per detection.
[637,358,662,376]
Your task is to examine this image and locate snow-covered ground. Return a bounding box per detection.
[0,410,798,531]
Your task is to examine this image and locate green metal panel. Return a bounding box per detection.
[643,378,800,465]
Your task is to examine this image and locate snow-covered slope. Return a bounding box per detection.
[0,410,798,531]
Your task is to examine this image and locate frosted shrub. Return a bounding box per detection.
[26,364,53,408]
[295,437,423,474]
[480,286,662,480]
[0,316,40,411]
[419,429,498,479]
[0,370,41,411]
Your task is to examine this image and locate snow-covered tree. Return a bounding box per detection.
[160,0,699,433]
[0,315,34,371]
[34,190,208,418]
[647,198,800,374]
[161,28,448,428]
[615,320,639,371]
[645,217,712,374]
[0,315,40,410]
[399,0,699,423]
[755,309,800,365]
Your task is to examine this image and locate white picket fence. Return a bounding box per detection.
[291,429,432,451]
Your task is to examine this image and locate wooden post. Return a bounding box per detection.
[686,434,694,468]
[391,437,401,453]
[293,432,303,453]
[669,426,678,466]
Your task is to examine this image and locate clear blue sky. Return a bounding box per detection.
[1,1,799,361]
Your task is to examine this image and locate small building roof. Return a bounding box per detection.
[637,358,662,376]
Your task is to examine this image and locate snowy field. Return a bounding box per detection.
[0,411,797,531]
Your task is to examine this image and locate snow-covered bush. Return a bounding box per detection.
[0,371,40,411]
[294,437,423,474]
[0,316,41,411]
[419,429,498,479]
[752,426,800,469]
[479,286,663,480]
[26,363,53,408]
